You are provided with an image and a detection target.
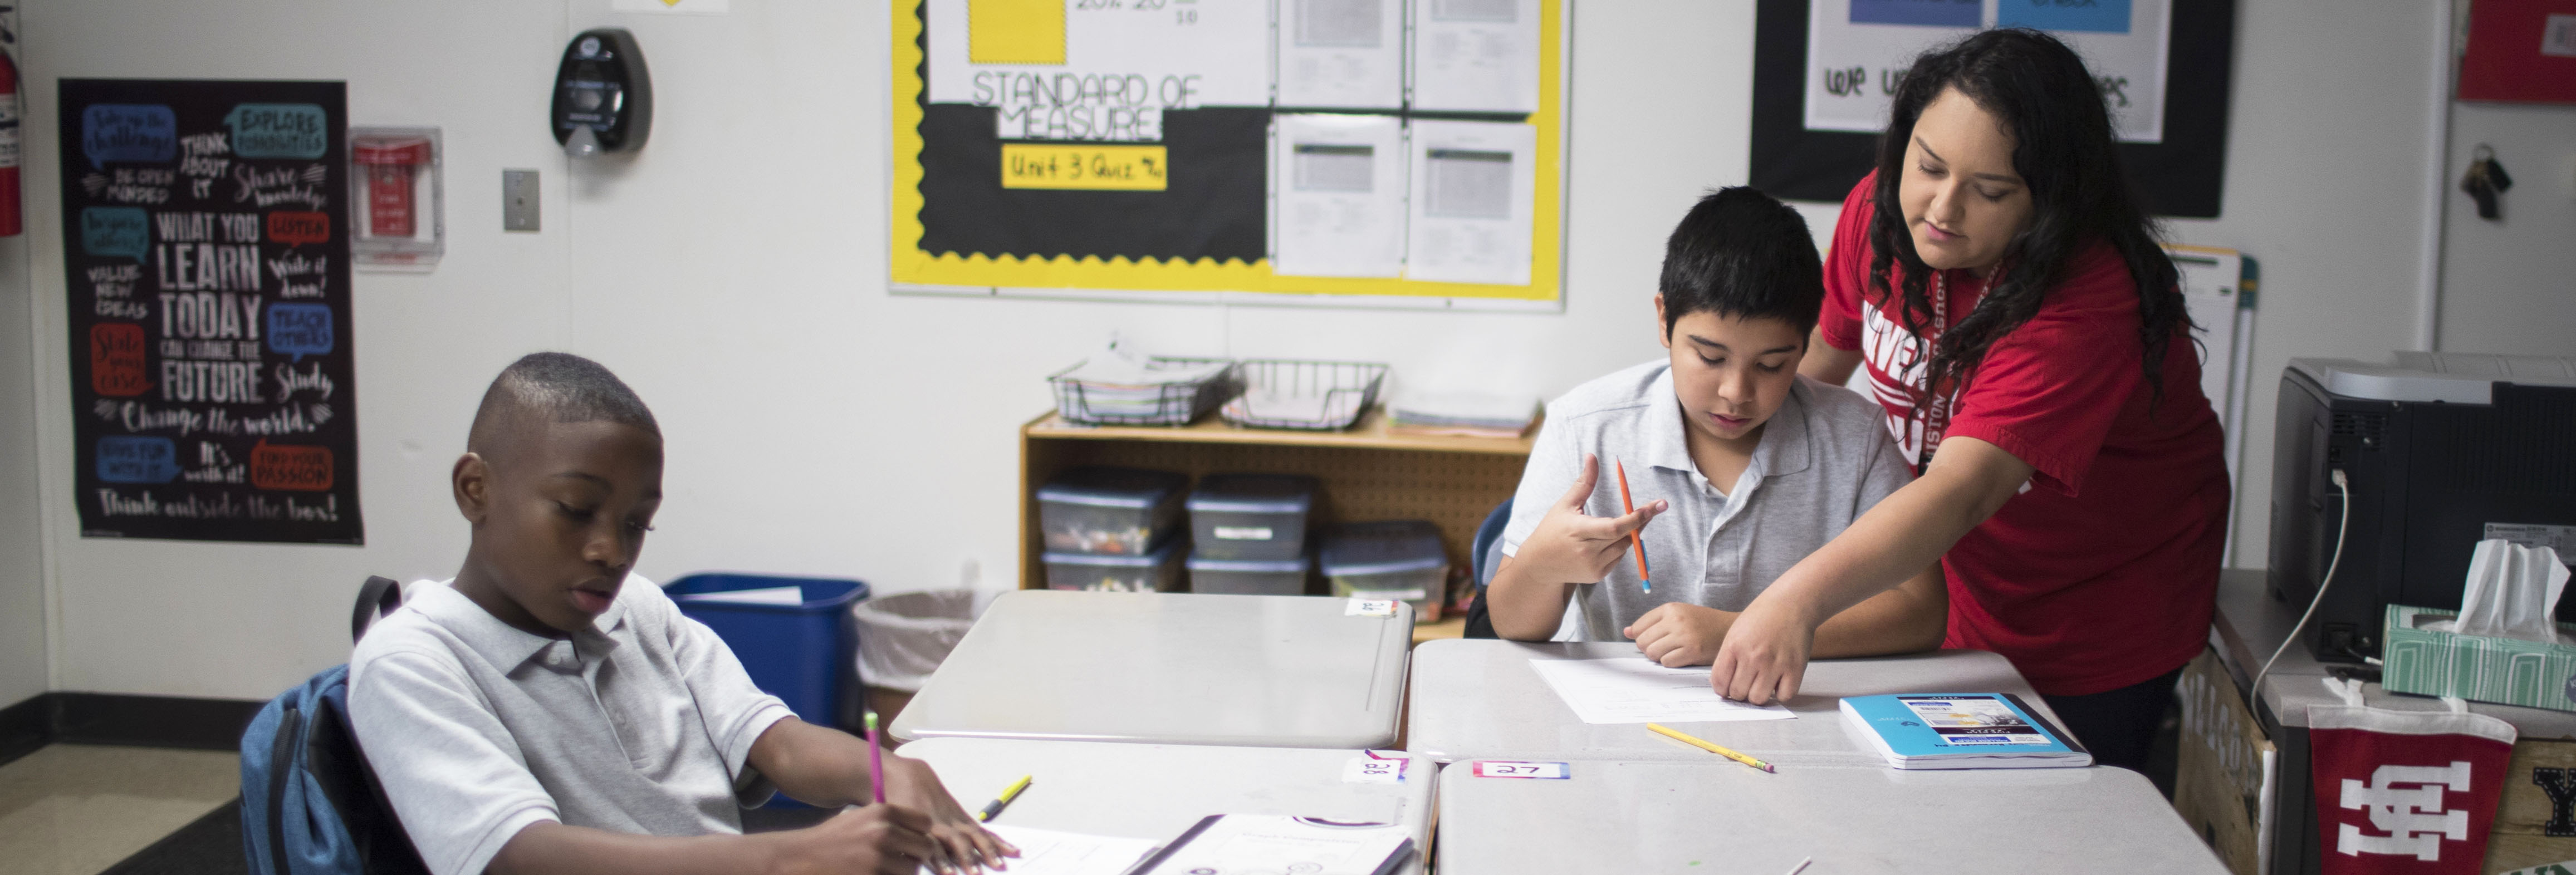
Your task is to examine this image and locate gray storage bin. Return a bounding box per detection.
[1187,552,1312,596]
[1320,520,1449,623]
[1185,473,1317,561]
[1037,466,1187,555]
[1043,539,1187,592]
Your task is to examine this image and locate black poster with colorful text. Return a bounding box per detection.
[59,79,361,544]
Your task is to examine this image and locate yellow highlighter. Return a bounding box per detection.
[976,774,1032,822]
[1648,722,1775,773]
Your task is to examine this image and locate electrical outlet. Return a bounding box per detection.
[503,169,540,231]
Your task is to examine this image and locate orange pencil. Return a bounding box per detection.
[1615,458,1651,592]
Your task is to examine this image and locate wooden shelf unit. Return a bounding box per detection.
[1018,410,1537,595]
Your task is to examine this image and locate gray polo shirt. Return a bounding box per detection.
[349,576,794,875]
[1501,362,1913,641]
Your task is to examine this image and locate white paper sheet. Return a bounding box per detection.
[1403,120,1535,286]
[1527,657,1798,725]
[1136,814,1412,875]
[923,0,1271,141]
[1409,0,1542,113]
[1278,0,1405,109]
[925,824,1160,875]
[1272,114,1407,278]
[677,586,804,606]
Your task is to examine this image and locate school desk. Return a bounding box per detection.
[906,737,1434,874]
[1405,640,2063,765]
[1434,759,2229,873]
[888,590,1411,748]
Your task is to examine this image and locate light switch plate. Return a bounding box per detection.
[502,169,540,232]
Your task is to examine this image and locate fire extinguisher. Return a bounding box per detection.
[0,47,22,237]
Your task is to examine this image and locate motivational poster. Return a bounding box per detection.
[58,79,361,544]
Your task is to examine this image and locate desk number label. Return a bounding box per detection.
[1346,598,1397,617]
[1472,760,1569,779]
[1343,755,1407,784]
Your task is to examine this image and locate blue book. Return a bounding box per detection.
[1838,693,2093,770]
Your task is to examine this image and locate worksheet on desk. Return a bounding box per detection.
[1527,658,1797,725]
[920,825,1160,875]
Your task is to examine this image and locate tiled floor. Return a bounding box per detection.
[0,745,239,875]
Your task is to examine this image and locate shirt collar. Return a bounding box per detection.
[1640,367,1816,484]
[409,577,633,670]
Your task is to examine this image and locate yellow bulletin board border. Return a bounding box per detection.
[888,0,1571,311]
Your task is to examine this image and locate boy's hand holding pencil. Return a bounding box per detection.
[1510,454,1666,588]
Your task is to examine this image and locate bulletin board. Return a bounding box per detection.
[888,0,1569,308]
[1748,0,2235,218]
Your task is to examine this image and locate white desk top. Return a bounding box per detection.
[888,590,1412,748]
[1436,759,2226,874]
[1405,640,2063,765]
[2211,569,2576,736]
[903,738,1434,874]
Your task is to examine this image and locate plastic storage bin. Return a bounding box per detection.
[1044,539,1187,592]
[1320,521,1449,623]
[1037,466,1188,555]
[1186,473,1318,561]
[1187,552,1312,596]
[664,573,870,729]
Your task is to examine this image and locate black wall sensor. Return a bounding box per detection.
[552,28,652,156]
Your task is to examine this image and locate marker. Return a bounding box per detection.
[977,774,1033,822]
[1648,722,1775,773]
[865,710,887,804]
[1615,458,1652,592]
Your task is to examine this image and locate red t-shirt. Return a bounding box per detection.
[1818,173,2230,696]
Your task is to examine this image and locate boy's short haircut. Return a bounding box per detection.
[1658,186,1825,337]
[469,352,660,453]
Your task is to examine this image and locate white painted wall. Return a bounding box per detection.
[1,232,48,708]
[7,0,2555,699]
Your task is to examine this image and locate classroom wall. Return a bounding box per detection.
[1,232,47,707]
[5,0,2550,700]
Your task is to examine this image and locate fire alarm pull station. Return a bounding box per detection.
[349,126,443,271]
[552,28,651,158]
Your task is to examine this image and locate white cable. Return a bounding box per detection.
[2255,469,2351,700]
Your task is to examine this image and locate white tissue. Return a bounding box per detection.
[2451,538,2573,643]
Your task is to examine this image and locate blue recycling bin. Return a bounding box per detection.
[663,573,870,732]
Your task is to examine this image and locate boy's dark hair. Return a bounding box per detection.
[468,352,659,455]
[1658,186,1824,337]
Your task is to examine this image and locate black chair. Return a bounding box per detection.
[1459,498,1514,639]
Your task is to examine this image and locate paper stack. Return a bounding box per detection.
[1049,351,1237,426]
[1386,389,1539,438]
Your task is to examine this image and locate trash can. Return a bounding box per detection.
[663,573,869,730]
[851,589,989,694]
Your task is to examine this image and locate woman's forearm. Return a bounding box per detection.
[1754,437,2030,627]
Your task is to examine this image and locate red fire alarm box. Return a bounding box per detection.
[2459,0,2576,104]
[349,126,443,271]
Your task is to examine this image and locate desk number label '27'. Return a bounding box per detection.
[1472,761,1569,779]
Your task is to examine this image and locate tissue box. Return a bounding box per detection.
[2380,604,2576,711]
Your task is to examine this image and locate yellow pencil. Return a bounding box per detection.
[1648,722,1775,773]
[976,774,1033,822]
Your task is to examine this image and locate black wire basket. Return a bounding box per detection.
[1048,357,1240,426]
[1218,359,1390,431]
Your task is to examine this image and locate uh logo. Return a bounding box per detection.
[2309,680,2516,875]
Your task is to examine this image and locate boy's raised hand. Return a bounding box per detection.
[1513,454,1666,587]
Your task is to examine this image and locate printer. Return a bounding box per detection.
[2269,352,2576,661]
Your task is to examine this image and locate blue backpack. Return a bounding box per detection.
[239,577,429,875]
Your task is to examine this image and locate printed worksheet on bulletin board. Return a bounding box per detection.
[58,79,363,544]
[889,0,1570,308]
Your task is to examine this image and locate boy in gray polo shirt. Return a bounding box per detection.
[350,353,1012,875]
[1486,188,1947,666]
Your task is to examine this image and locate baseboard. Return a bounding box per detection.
[0,691,266,766]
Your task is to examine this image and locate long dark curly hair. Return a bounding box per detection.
[1867,28,2187,408]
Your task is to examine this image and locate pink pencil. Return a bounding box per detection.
[865,710,886,804]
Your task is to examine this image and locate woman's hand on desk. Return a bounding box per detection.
[1624,603,1735,667]
[1514,454,1666,587]
[1706,597,1818,706]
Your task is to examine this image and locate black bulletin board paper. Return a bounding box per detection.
[1749,0,2235,219]
[58,79,362,544]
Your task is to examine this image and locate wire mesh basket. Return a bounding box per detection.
[1218,359,1390,431]
[1049,356,1240,426]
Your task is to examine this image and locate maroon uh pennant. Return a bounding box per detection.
[2308,684,2516,875]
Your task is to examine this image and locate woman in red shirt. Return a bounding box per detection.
[1711,28,2229,770]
